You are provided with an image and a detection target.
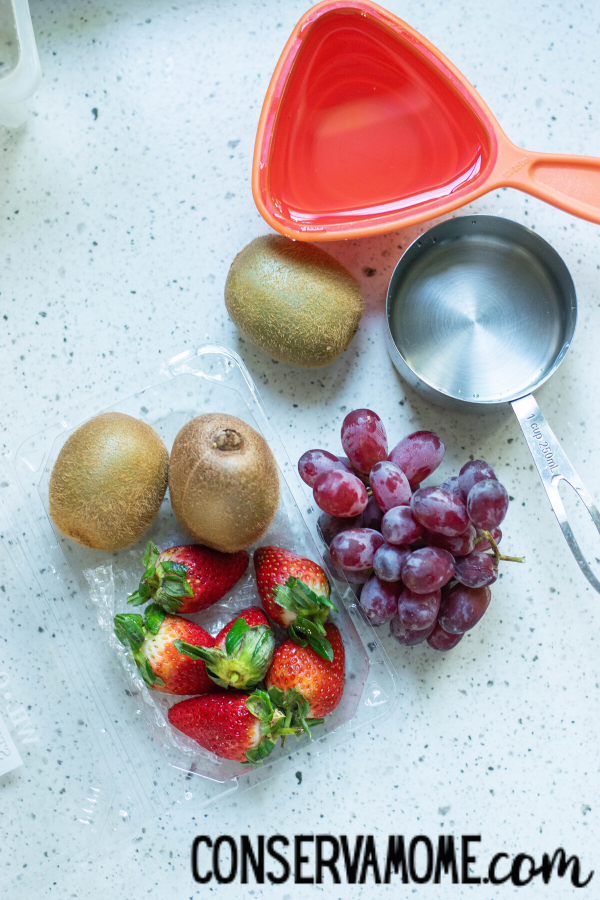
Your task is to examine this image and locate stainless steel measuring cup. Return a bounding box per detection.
[386,214,600,591]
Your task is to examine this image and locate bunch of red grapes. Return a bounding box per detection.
[299,409,519,652]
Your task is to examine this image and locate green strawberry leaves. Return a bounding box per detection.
[265,684,285,709]
[127,541,193,612]
[175,616,276,690]
[245,687,275,722]
[243,687,323,764]
[113,606,166,689]
[125,584,150,607]
[114,613,145,649]
[133,653,166,689]
[225,616,250,656]
[273,576,336,619]
[143,603,167,635]
[265,686,324,741]
[142,541,160,569]
[288,618,334,663]
[173,639,206,662]
[245,739,277,765]
[272,576,337,661]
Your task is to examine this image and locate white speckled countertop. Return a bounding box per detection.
[2,0,600,896]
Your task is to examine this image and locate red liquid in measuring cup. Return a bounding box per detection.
[268,11,491,225]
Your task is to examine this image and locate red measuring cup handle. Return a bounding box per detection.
[493,138,600,224]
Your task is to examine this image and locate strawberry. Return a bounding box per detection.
[175,607,275,690]
[265,622,345,721]
[214,606,269,647]
[114,603,216,695]
[168,689,305,763]
[127,541,249,614]
[254,546,337,660]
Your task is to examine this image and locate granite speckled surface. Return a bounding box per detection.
[2,0,600,896]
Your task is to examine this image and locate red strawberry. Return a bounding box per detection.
[168,689,301,763]
[214,606,269,648]
[175,607,275,690]
[254,546,336,659]
[127,541,249,614]
[114,604,216,696]
[266,622,345,720]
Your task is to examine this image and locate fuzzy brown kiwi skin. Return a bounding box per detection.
[224,235,365,368]
[49,412,169,551]
[169,413,279,553]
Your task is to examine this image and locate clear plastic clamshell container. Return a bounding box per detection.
[1,346,397,888]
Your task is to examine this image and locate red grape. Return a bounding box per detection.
[424,525,476,556]
[440,476,466,501]
[388,431,444,488]
[341,409,388,474]
[454,552,497,588]
[298,449,350,487]
[322,549,373,584]
[401,547,455,594]
[373,542,411,582]
[438,584,491,634]
[330,528,385,571]
[369,460,411,512]
[381,506,424,545]
[358,495,384,531]
[359,575,401,625]
[474,527,502,552]
[427,621,464,651]
[411,486,470,536]
[323,550,373,585]
[397,586,441,630]
[458,459,497,497]
[302,423,510,658]
[313,469,368,517]
[317,512,360,546]
[467,480,509,530]
[390,615,436,646]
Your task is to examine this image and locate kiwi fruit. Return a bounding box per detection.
[169,413,279,552]
[224,234,364,367]
[49,412,169,551]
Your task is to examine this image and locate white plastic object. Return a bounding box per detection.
[0,0,41,127]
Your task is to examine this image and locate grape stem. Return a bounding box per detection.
[480,530,525,564]
[350,465,371,488]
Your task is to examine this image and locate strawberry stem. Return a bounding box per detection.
[127,541,194,612]
[113,607,166,688]
[274,577,337,661]
[176,619,276,690]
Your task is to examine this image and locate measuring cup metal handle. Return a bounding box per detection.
[512,394,600,593]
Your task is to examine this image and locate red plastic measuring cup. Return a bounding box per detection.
[253,0,600,241]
